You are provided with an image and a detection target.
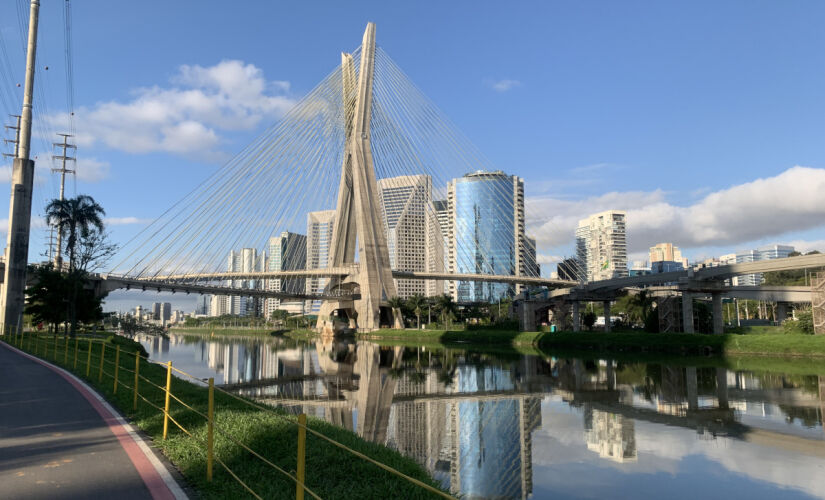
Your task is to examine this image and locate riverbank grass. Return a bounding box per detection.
[8,333,446,500]
[353,328,825,357]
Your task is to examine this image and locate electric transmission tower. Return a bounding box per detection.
[51,133,76,268]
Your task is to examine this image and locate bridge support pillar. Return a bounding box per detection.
[734,298,741,327]
[712,292,724,335]
[572,301,580,332]
[519,300,537,332]
[681,292,694,333]
[603,301,611,333]
[776,302,788,324]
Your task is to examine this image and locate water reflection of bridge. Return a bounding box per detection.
[149,334,825,497]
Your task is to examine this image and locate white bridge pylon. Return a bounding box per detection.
[317,23,397,332]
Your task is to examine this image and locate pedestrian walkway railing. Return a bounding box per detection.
[2,329,453,500]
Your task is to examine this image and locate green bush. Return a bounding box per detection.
[783,309,814,335]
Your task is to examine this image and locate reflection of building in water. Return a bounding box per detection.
[448,366,541,499]
[584,407,637,463]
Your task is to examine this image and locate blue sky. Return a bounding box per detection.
[1,1,824,311]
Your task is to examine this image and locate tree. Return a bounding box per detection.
[388,296,405,329]
[582,311,597,331]
[406,294,426,330]
[24,265,104,335]
[76,229,118,272]
[46,195,105,271]
[436,294,456,330]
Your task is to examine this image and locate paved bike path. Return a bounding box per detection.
[0,341,186,499]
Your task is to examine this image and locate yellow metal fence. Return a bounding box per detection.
[1,329,453,500]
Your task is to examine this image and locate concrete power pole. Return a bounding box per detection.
[51,134,76,268]
[0,0,40,333]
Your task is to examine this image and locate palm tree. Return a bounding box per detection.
[46,195,105,271]
[406,294,426,330]
[388,296,405,329]
[436,294,455,330]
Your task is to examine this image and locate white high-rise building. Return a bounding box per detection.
[649,242,688,268]
[265,232,307,317]
[377,175,441,298]
[432,200,450,296]
[734,244,795,286]
[227,248,266,317]
[306,210,336,313]
[576,210,628,282]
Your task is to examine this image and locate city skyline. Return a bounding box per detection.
[0,2,822,311]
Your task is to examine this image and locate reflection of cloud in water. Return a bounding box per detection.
[533,400,825,499]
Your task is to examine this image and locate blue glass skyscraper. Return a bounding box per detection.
[447,171,527,302]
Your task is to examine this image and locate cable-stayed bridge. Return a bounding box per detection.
[92,23,825,333]
[100,22,579,331]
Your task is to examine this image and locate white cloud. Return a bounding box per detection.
[537,253,563,265]
[105,217,151,226]
[48,60,296,161]
[489,79,521,92]
[527,166,825,254]
[76,157,110,182]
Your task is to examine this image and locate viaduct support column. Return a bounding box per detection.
[776,302,788,324]
[712,292,724,335]
[572,301,580,333]
[682,292,694,333]
[603,301,611,333]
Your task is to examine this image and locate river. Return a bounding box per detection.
[137,332,825,500]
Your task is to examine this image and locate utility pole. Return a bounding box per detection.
[0,0,40,333]
[2,115,21,159]
[51,133,76,268]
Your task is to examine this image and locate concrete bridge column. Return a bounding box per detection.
[776,302,788,324]
[520,300,537,332]
[603,301,611,333]
[682,292,694,333]
[712,292,724,335]
[572,301,581,332]
[734,298,741,327]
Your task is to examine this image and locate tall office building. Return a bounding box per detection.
[159,302,172,324]
[576,210,628,282]
[734,244,795,286]
[447,171,527,302]
[227,248,266,317]
[377,175,441,298]
[306,210,336,313]
[649,242,688,268]
[265,231,307,317]
[432,200,451,296]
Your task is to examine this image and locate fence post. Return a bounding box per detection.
[296,413,307,500]
[163,361,172,440]
[27,330,31,351]
[133,352,140,411]
[86,339,92,377]
[98,343,106,383]
[64,335,69,365]
[73,337,79,370]
[113,346,120,394]
[207,377,214,482]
